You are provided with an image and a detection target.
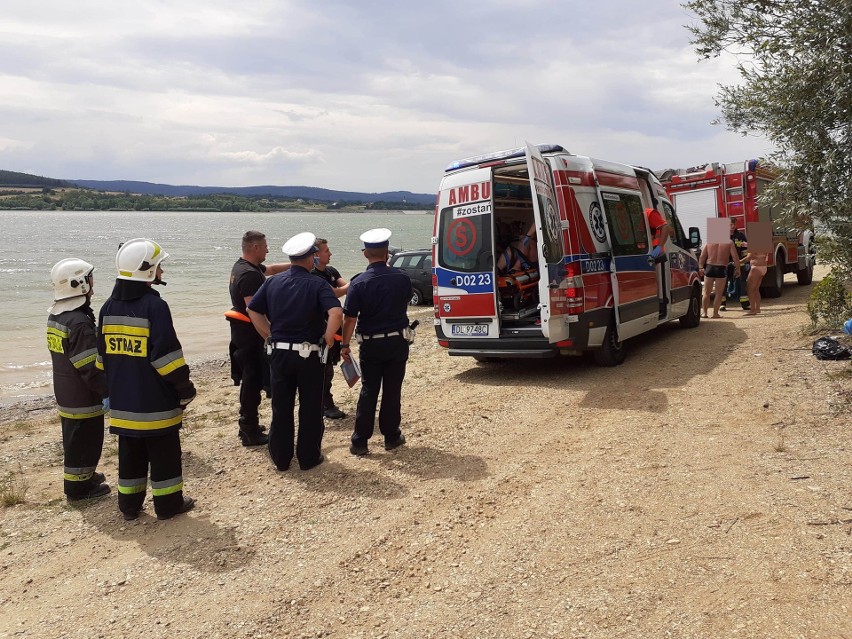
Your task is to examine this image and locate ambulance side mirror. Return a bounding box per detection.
[688,227,702,249]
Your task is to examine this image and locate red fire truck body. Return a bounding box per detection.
[661,160,814,297]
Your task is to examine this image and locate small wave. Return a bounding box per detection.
[1,361,51,371]
[0,268,33,274]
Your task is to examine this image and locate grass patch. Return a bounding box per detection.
[1,464,29,506]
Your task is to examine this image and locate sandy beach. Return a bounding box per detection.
[1,271,850,639]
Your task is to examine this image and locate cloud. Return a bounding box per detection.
[0,0,771,192]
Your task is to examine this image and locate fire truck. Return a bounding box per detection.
[659,160,815,297]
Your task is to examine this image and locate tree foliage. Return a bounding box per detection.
[684,0,852,273]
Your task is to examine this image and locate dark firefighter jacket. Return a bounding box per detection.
[47,304,108,419]
[97,281,196,437]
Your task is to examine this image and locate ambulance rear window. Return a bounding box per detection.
[437,206,493,273]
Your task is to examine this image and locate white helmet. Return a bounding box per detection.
[115,238,169,282]
[49,258,94,314]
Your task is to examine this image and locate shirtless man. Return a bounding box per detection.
[698,241,740,318]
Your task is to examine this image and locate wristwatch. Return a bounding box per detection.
[341,343,350,348]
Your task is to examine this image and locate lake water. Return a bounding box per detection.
[0,210,435,403]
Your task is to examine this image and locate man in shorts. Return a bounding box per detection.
[699,241,741,318]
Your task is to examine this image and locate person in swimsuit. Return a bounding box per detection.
[699,241,740,318]
[741,251,768,314]
[496,222,537,274]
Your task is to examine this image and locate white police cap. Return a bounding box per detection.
[359,228,392,249]
[282,232,319,259]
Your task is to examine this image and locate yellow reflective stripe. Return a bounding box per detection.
[152,350,186,376]
[64,471,94,482]
[109,415,183,431]
[101,324,150,337]
[72,353,97,369]
[119,270,133,278]
[151,478,183,497]
[47,326,69,338]
[95,358,104,370]
[58,405,105,419]
[117,478,147,494]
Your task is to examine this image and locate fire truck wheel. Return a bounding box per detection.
[762,261,784,298]
[593,323,626,367]
[796,262,813,285]
[679,285,701,328]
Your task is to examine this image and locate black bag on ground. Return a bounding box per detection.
[811,336,851,361]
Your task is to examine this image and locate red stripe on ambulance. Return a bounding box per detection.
[438,293,496,317]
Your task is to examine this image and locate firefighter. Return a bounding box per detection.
[340,229,413,456]
[47,258,110,502]
[97,239,196,521]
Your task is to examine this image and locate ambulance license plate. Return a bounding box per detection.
[451,324,489,336]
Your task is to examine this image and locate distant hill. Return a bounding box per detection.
[0,170,70,188]
[65,179,436,205]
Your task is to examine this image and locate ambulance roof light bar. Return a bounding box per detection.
[445,144,567,172]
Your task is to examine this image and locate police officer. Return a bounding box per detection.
[228,230,289,446]
[340,229,413,456]
[311,237,349,419]
[47,258,110,502]
[247,232,342,471]
[98,239,196,521]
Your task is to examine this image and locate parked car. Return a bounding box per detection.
[388,248,433,305]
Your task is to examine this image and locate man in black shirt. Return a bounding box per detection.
[341,228,413,456]
[228,231,288,446]
[247,232,342,471]
[310,237,350,419]
[725,218,749,310]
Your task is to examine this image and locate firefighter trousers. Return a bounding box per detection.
[117,431,184,518]
[61,414,105,498]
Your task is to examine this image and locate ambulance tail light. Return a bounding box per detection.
[564,260,584,315]
[438,339,449,348]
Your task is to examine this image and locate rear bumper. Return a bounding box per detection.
[448,347,556,358]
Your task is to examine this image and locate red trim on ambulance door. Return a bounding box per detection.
[438,293,496,317]
[614,271,657,303]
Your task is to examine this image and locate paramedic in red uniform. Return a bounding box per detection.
[98,239,196,521]
[645,207,672,313]
[47,258,110,502]
[228,231,288,446]
[341,228,413,456]
[247,232,342,471]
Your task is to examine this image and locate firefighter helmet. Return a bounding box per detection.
[50,258,94,300]
[115,238,169,282]
[49,258,94,314]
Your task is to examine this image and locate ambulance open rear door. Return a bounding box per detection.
[524,142,569,344]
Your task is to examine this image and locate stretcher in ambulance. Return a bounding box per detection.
[432,143,702,365]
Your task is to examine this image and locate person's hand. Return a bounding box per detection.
[340,347,351,363]
[324,333,335,348]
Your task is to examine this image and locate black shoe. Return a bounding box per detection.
[92,472,106,485]
[122,509,141,521]
[156,497,196,521]
[324,407,346,419]
[239,430,269,447]
[349,441,369,456]
[384,433,406,451]
[300,454,325,471]
[67,483,111,502]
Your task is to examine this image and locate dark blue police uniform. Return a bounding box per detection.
[248,266,340,470]
[344,261,412,448]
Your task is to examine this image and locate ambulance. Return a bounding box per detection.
[432,143,702,366]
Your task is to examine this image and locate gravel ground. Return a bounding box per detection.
[1,267,850,639]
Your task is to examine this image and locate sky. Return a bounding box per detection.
[0,0,773,194]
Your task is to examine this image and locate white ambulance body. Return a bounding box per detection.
[432,143,702,365]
